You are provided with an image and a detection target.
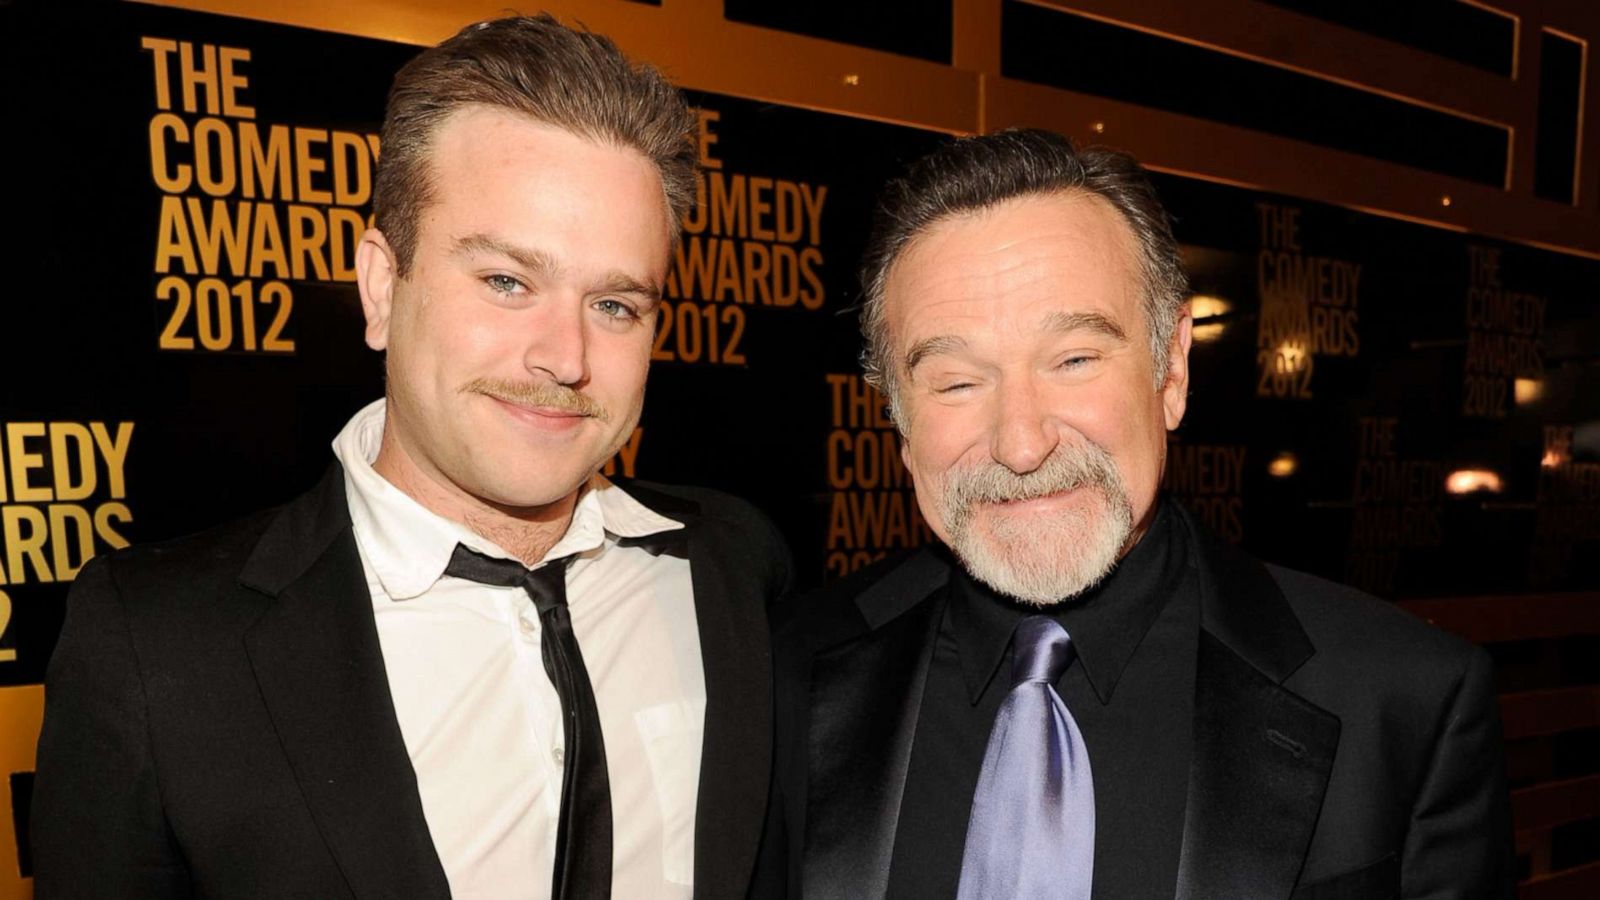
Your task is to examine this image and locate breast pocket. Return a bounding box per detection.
[1291,853,1399,900]
[634,698,706,887]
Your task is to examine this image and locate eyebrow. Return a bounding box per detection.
[453,233,559,279]
[594,272,662,305]
[453,232,662,304]
[1042,310,1129,342]
[903,334,968,375]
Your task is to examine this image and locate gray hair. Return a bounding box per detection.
[858,129,1188,424]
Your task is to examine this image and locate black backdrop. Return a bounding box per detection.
[3,0,1598,684]
[2,0,1598,884]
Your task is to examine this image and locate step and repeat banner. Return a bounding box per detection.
[2,1,1597,893]
[1162,182,1600,601]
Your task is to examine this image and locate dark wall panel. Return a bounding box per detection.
[2,2,1599,889]
[1263,0,1516,76]
[1002,0,1511,186]
[724,0,952,64]
[1535,31,1585,204]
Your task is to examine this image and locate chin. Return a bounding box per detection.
[473,470,592,511]
[953,488,1134,606]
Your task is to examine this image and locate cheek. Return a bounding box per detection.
[899,437,951,542]
[1052,378,1165,476]
[381,300,432,396]
[1053,387,1125,450]
[1064,366,1162,437]
[1087,396,1168,495]
[901,410,985,531]
[400,296,518,377]
[592,332,653,396]
[387,286,447,358]
[903,404,979,475]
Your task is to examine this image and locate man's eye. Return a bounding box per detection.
[595,298,639,320]
[1060,354,1095,370]
[934,381,975,395]
[484,274,526,295]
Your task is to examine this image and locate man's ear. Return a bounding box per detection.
[356,229,398,351]
[1161,305,1194,431]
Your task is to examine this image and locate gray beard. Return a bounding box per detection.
[938,442,1134,606]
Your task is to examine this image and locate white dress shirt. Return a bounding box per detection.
[333,400,704,899]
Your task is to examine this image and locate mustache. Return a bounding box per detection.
[945,441,1123,508]
[463,377,611,422]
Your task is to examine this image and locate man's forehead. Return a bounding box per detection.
[406,108,673,271]
[884,192,1143,334]
[430,104,583,149]
[910,189,1129,256]
[420,106,665,204]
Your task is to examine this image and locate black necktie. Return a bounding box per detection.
[444,544,611,900]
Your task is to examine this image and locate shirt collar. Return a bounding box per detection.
[333,399,682,601]
[948,498,1187,706]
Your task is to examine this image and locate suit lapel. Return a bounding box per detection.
[691,543,774,900]
[1175,509,1340,900]
[239,467,451,900]
[803,553,948,900]
[617,482,773,900]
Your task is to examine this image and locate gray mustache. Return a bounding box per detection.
[945,444,1122,507]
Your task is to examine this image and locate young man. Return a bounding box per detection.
[757,129,1512,899]
[33,16,790,900]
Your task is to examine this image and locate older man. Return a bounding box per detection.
[32,16,789,900]
[755,130,1511,899]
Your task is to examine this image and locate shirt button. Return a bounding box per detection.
[552,746,565,766]
[518,616,536,638]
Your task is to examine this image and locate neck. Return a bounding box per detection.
[1116,495,1162,560]
[372,420,578,567]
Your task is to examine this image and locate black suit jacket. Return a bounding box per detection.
[31,465,792,900]
[756,505,1512,900]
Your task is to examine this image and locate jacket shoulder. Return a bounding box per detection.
[1267,564,1483,672]
[776,549,944,655]
[91,506,281,603]
[625,479,777,532]
[1262,565,1493,738]
[1178,503,1484,693]
[622,479,795,596]
[54,504,288,671]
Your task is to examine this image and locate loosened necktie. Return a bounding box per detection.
[444,544,611,900]
[957,614,1095,900]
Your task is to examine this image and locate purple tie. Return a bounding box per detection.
[957,615,1095,900]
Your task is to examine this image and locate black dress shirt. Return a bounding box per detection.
[886,500,1201,899]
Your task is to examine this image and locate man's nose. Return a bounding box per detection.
[524,296,589,386]
[989,376,1059,475]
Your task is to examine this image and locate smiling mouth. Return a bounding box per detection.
[988,487,1086,510]
[490,396,587,417]
[485,395,593,429]
[464,377,610,423]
